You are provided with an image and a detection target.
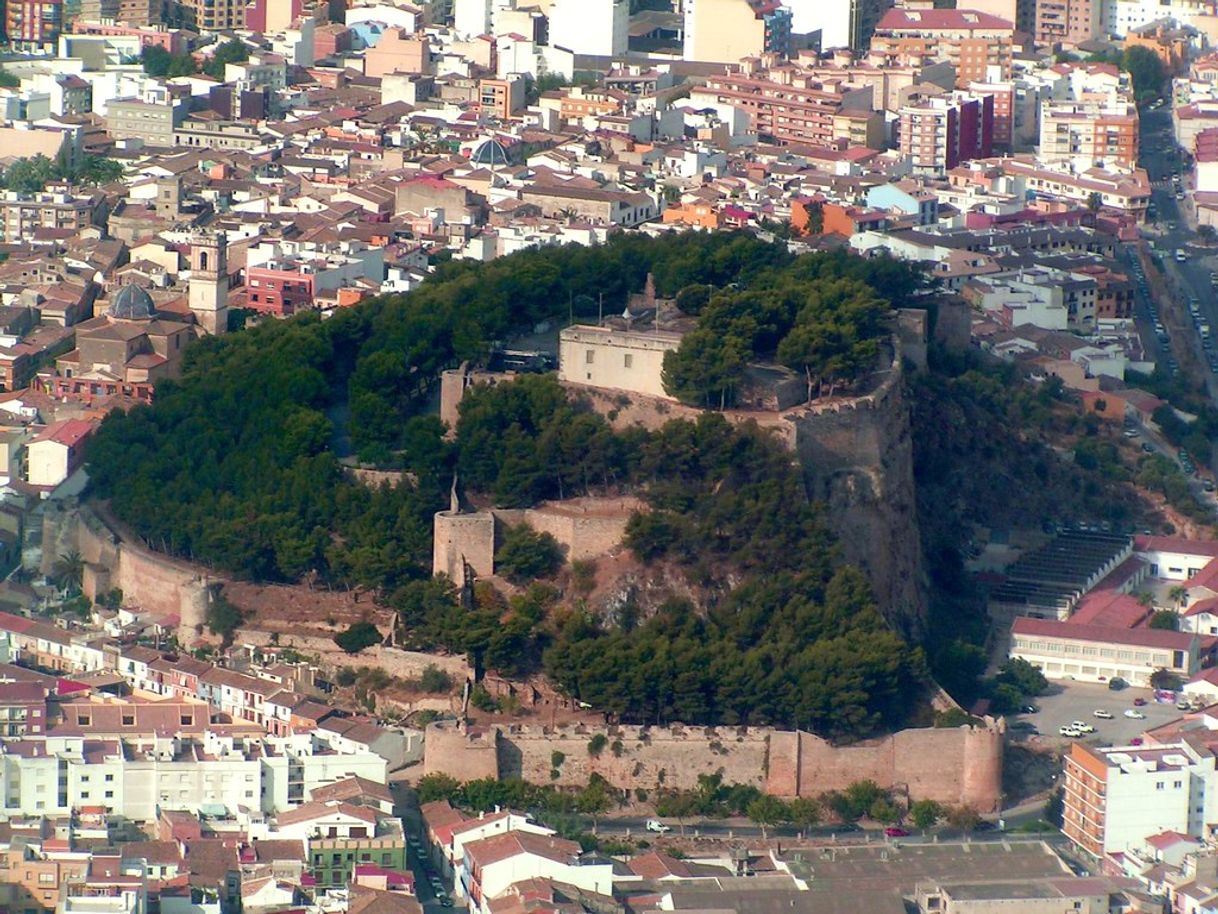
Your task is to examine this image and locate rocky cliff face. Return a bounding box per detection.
[779,355,926,636]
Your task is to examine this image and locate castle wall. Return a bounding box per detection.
[70,503,212,643]
[497,723,772,792]
[424,721,500,781]
[494,498,643,563]
[559,346,928,633]
[237,628,472,683]
[471,720,1004,811]
[784,358,927,633]
[432,510,496,586]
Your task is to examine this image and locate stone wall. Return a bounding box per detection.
[784,354,926,634]
[433,497,644,586]
[498,498,644,563]
[236,628,472,682]
[62,503,213,643]
[423,718,1005,812]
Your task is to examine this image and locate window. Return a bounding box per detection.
[624,353,633,368]
[585,349,595,364]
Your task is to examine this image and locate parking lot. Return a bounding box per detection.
[1009,680,1185,749]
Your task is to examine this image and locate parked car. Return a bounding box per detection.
[1130,737,1144,746]
[1093,709,1114,719]
[1072,720,1095,733]
[1059,725,1082,737]
[1125,709,1146,719]
[1109,678,1128,690]
[884,827,909,837]
[1134,697,1148,706]
[1020,704,1038,714]
[646,819,671,833]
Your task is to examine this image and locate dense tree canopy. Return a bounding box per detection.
[661,249,928,406]
[88,232,930,739]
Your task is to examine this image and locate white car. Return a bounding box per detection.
[1124,709,1146,719]
[1094,709,1114,719]
[1071,720,1096,733]
[645,819,670,834]
[1059,725,1081,737]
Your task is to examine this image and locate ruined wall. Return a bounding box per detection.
[470,719,1005,812]
[433,510,496,586]
[236,628,472,682]
[433,497,644,585]
[498,498,644,563]
[64,503,212,643]
[424,720,500,781]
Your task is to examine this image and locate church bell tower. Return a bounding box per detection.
[188,230,229,336]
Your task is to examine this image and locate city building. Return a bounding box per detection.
[1035,0,1100,48]
[1064,740,1218,857]
[547,0,628,56]
[26,419,94,488]
[1009,617,1204,686]
[0,190,107,244]
[1039,100,1139,168]
[683,0,793,63]
[6,0,64,47]
[898,91,995,176]
[691,69,879,146]
[870,8,1016,87]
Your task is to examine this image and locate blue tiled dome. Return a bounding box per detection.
[109,285,156,321]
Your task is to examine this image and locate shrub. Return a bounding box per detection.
[419,664,453,693]
[334,621,382,654]
[588,733,608,756]
[495,523,564,584]
[335,668,357,687]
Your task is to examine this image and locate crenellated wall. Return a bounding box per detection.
[424,717,1005,812]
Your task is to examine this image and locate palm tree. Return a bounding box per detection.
[51,551,84,596]
[1169,584,1189,610]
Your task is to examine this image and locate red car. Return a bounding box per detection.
[1134,698,1148,706]
[884,827,909,837]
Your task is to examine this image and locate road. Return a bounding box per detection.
[1134,107,1218,496]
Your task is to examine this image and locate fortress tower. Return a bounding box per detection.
[188,230,229,336]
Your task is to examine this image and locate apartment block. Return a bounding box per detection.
[869,8,1015,87]
[1039,100,1139,168]
[1035,0,1100,48]
[0,190,106,244]
[683,0,793,63]
[898,92,994,176]
[6,0,63,46]
[692,70,876,146]
[1064,741,1217,857]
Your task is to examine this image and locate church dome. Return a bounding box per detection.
[471,139,511,168]
[109,285,156,321]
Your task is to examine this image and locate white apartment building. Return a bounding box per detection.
[547,0,628,56]
[1104,0,1212,36]
[1064,740,1218,857]
[0,729,387,821]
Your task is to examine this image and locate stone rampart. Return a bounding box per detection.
[236,628,472,682]
[458,717,1004,811]
[65,503,213,642]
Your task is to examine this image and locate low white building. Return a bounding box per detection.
[1010,617,1202,687]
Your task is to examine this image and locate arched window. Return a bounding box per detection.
[199,251,209,271]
